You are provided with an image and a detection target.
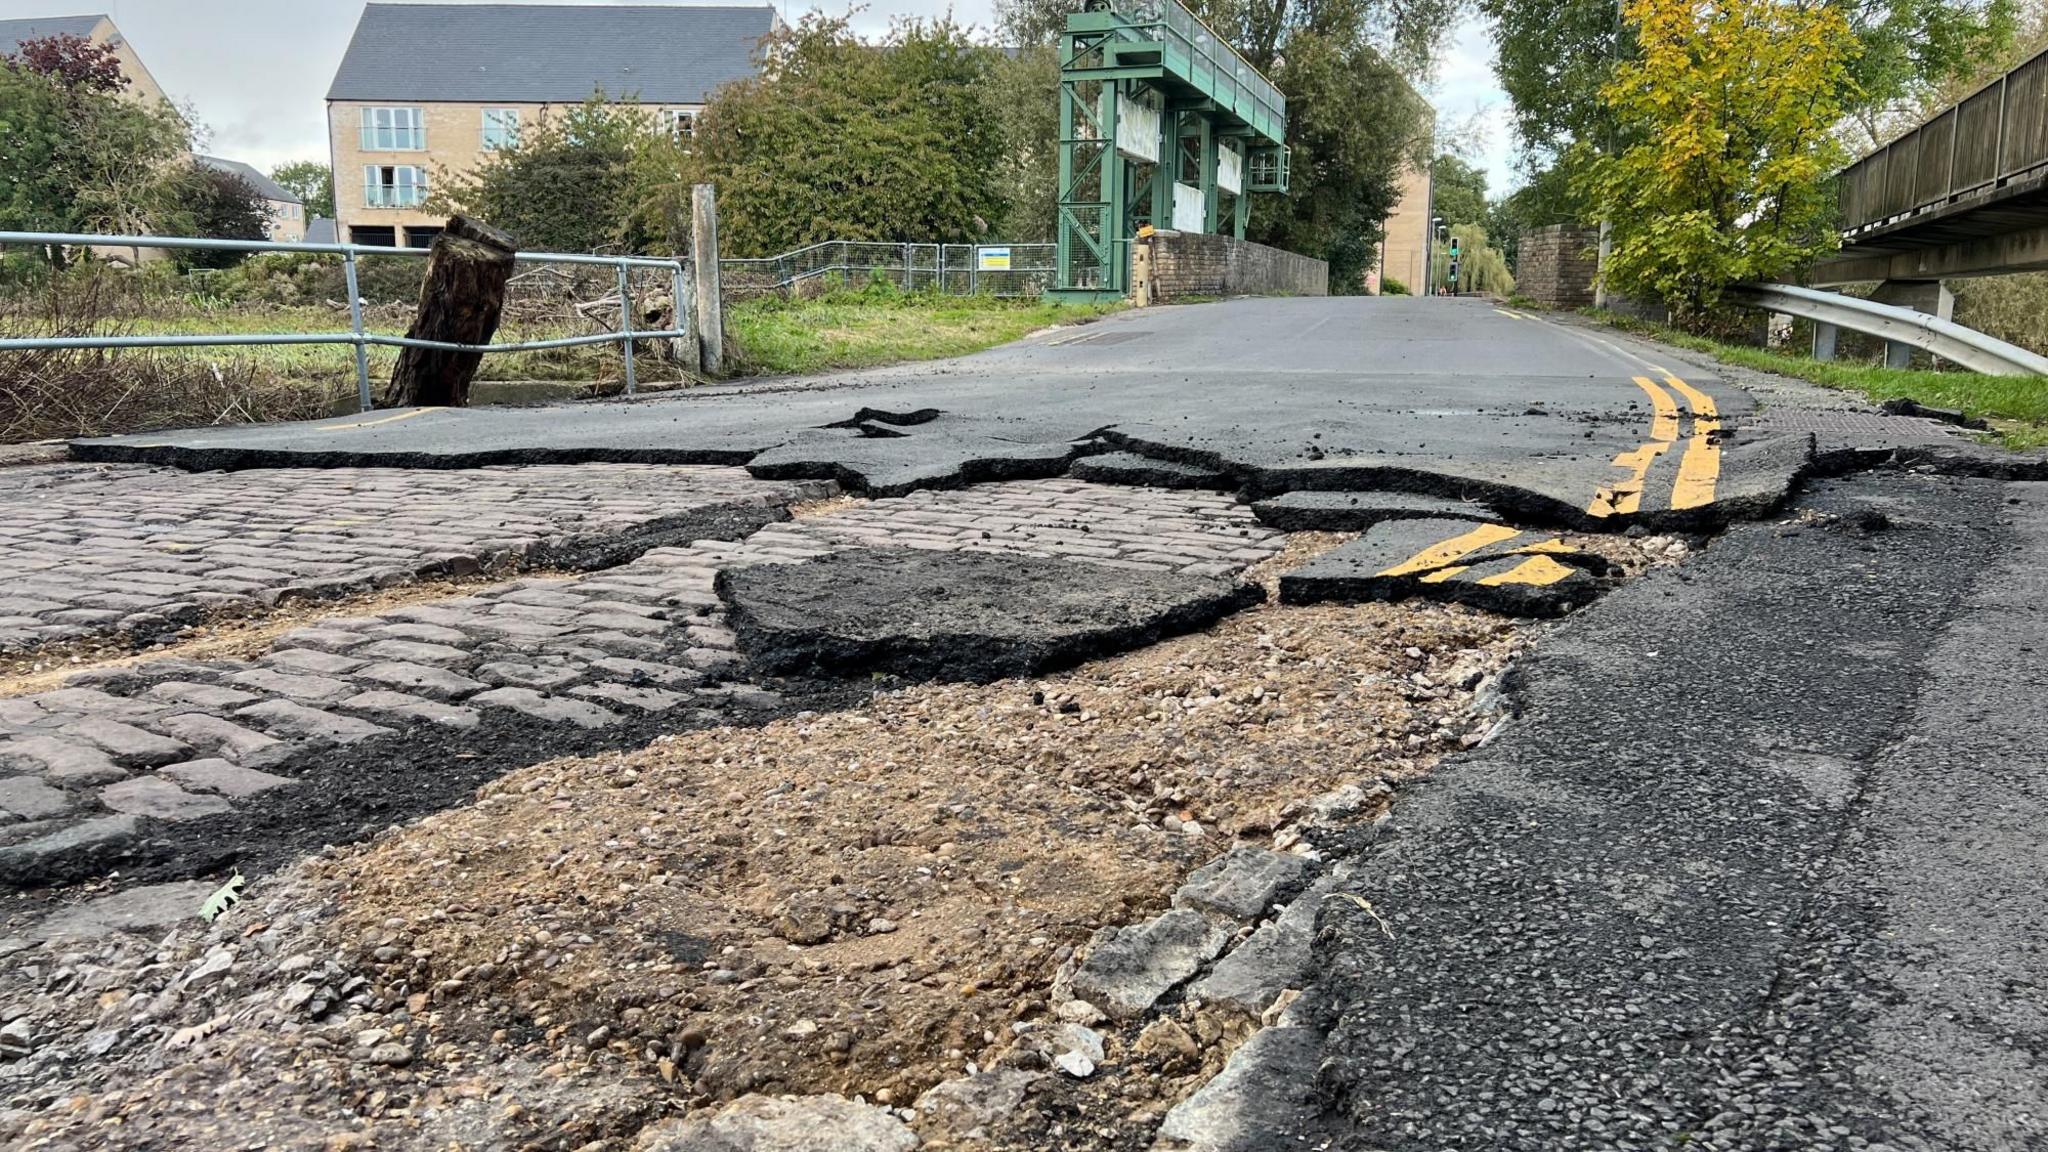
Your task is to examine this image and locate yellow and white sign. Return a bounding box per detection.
[977,246,1012,271]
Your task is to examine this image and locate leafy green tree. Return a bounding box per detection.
[1580,0,1859,327]
[1485,0,2015,221]
[269,160,335,220]
[0,37,192,259]
[988,45,1061,242]
[1430,154,1489,230]
[170,163,271,269]
[682,14,1008,255]
[432,93,663,253]
[1432,222,1515,295]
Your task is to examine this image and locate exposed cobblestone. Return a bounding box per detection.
[0,479,1285,886]
[0,462,820,655]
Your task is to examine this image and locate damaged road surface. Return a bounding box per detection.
[6,295,2048,1151]
[73,298,1824,531]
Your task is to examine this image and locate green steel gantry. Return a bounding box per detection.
[1052,0,1289,301]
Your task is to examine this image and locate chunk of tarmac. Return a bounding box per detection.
[718,547,1264,683]
[1278,517,1614,617]
[1250,489,1505,532]
[1071,451,1234,490]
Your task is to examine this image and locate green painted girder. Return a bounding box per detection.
[1068,5,1286,147]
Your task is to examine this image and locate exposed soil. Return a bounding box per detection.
[0,531,1698,1151]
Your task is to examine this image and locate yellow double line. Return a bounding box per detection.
[1587,368,1720,517]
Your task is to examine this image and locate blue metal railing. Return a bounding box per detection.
[0,231,693,411]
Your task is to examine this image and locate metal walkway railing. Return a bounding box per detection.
[0,231,691,411]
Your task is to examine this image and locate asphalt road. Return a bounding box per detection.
[76,298,1807,529]
[1235,473,2046,1152]
[59,295,2047,1147]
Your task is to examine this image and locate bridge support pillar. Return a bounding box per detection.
[1870,280,1953,369]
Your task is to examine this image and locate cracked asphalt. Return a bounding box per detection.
[17,296,2048,1149]
[75,298,1811,528]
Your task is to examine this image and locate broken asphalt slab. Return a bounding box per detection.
[717,547,1264,683]
[69,298,1821,531]
[1278,516,1617,617]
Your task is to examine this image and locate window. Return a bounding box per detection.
[349,225,397,247]
[482,107,520,150]
[661,109,697,140]
[359,106,424,151]
[362,165,426,208]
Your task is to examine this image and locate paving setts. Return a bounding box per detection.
[0,479,1284,886]
[0,462,805,655]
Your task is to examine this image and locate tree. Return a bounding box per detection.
[1484,0,2015,221]
[680,14,1008,255]
[0,37,191,258]
[432,93,662,253]
[10,32,126,93]
[1430,154,1489,230]
[270,160,335,220]
[1580,0,1859,327]
[172,163,271,268]
[988,45,1061,242]
[1433,222,1516,295]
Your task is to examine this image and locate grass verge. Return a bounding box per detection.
[1579,308,2048,450]
[727,286,1120,375]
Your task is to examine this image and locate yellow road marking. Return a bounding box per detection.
[1632,376,1681,442]
[1662,375,1721,510]
[1476,554,1576,587]
[319,407,441,433]
[1493,308,1526,319]
[1420,567,1468,584]
[1587,442,1672,517]
[1587,375,1688,519]
[1375,523,1521,578]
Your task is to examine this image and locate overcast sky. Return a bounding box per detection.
[1,0,1518,197]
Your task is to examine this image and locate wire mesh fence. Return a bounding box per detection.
[721,241,1056,299]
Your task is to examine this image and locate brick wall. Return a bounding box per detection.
[1139,230,1329,302]
[1516,224,1600,309]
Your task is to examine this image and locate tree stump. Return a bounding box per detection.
[381,216,517,408]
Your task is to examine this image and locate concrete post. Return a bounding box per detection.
[1870,279,1954,369]
[691,184,724,377]
[1593,220,1611,309]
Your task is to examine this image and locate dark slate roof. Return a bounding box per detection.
[196,155,300,205]
[0,14,106,56]
[305,217,338,245]
[326,4,774,104]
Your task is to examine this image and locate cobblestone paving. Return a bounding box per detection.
[753,479,1282,577]
[0,480,1284,886]
[0,463,806,655]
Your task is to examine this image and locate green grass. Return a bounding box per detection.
[726,289,1121,376]
[1580,309,2048,450]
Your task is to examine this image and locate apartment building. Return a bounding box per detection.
[197,156,307,243]
[326,3,777,248]
[1377,159,1434,295]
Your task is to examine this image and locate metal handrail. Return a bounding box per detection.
[1728,281,2048,377]
[0,230,691,410]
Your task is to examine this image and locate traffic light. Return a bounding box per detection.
[1448,235,1461,259]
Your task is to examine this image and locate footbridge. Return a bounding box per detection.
[1822,45,2048,286]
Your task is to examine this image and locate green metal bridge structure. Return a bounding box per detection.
[1052,0,1290,301]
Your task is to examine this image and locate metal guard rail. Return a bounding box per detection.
[0,230,691,411]
[1727,282,2048,377]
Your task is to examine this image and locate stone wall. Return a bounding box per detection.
[1516,224,1600,310]
[1137,230,1328,302]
